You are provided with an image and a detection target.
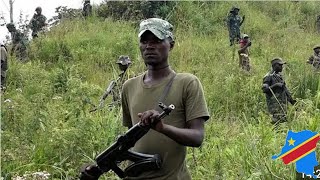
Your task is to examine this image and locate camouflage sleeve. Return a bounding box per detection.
[226,15,231,27]
[262,75,271,93]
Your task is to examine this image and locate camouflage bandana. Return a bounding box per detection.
[138,18,174,41]
[116,55,132,66]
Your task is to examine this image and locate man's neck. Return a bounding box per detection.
[145,66,173,82]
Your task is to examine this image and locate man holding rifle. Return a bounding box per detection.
[262,58,296,125]
[82,18,210,179]
[121,18,210,179]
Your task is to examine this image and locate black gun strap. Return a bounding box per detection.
[155,72,176,110]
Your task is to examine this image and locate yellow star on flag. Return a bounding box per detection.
[288,137,295,146]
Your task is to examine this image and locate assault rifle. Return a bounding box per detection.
[80,102,175,180]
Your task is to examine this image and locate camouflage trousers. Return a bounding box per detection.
[239,53,250,71]
[268,103,287,124]
[229,29,241,45]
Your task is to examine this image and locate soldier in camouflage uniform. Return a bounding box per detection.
[262,58,296,124]
[89,55,132,112]
[6,23,28,61]
[307,45,320,70]
[226,7,245,46]
[238,34,251,71]
[29,7,47,38]
[1,43,8,91]
[112,55,132,105]
[82,0,92,18]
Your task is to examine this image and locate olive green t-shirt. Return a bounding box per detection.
[121,71,210,180]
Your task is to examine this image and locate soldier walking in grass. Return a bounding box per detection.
[6,23,28,61]
[306,45,320,70]
[29,7,47,39]
[1,43,8,91]
[262,58,296,125]
[226,7,245,46]
[238,33,251,71]
[82,0,92,18]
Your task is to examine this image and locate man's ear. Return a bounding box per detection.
[170,41,175,50]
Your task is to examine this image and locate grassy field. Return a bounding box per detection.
[1,1,320,180]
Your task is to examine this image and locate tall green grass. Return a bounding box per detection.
[1,2,320,180]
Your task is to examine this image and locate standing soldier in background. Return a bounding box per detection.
[1,43,8,91]
[307,45,320,70]
[89,55,132,112]
[226,7,245,46]
[262,58,296,125]
[6,23,28,61]
[29,7,47,39]
[82,0,92,18]
[238,34,251,71]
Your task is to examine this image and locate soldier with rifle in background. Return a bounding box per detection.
[226,7,245,46]
[6,23,28,61]
[82,0,93,18]
[29,7,47,39]
[262,58,296,125]
[89,55,132,112]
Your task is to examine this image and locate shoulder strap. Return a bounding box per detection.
[154,73,176,109]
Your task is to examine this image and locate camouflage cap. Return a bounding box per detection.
[138,18,174,41]
[230,7,240,12]
[116,55,132,66]
[313,45,320,50]
[271,57,286,65]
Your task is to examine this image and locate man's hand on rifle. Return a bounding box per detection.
[138,110,163,132]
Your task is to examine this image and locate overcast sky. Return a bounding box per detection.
[0,0,104,43]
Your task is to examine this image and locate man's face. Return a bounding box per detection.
[36,9,42,15]
[139,31,171,66]
[233,9,239,15]
[314,48,320,54]
[273,63,283,72]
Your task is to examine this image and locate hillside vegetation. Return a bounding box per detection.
[1,1,320,180]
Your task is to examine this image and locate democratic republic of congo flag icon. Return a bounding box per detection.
[272,130,320,178]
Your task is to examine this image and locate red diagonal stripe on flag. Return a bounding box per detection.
[282,135,320,164]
